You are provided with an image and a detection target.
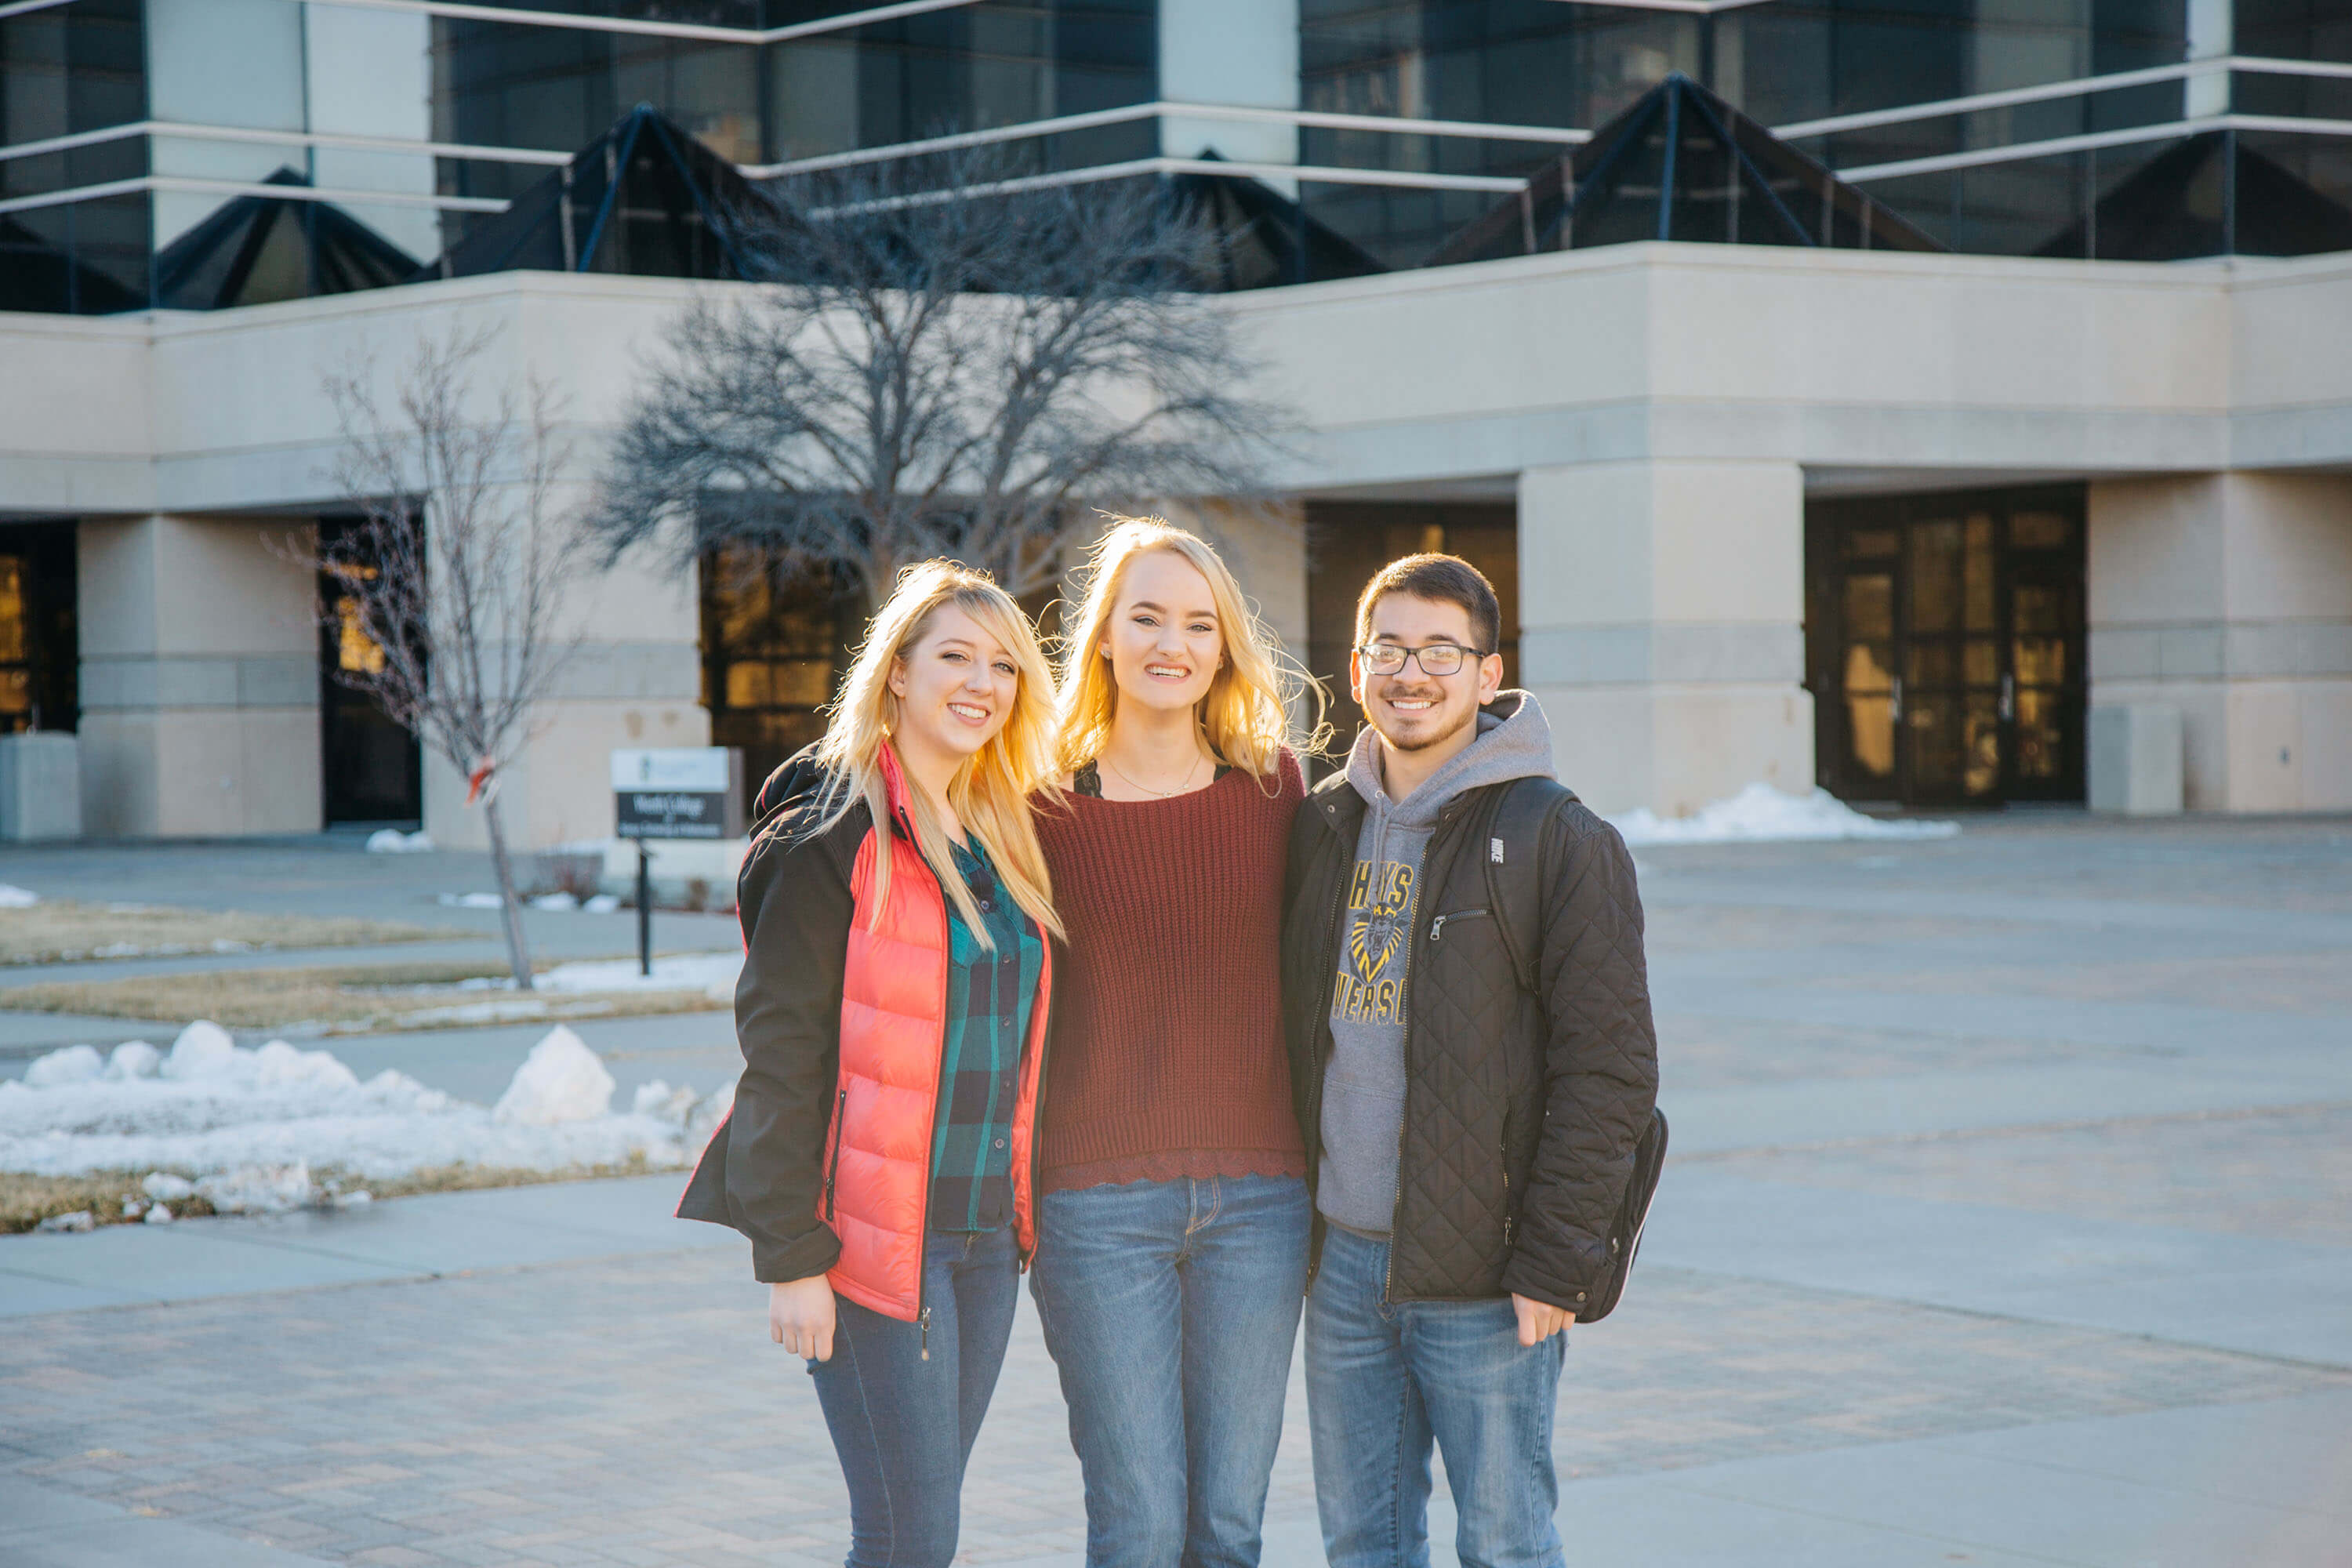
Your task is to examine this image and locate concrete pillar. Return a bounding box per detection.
[76,515,323,838]
[419,513,711,855]
[2089,472,2352,811]
[1516,460,1813,818]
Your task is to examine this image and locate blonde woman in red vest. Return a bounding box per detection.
[1031,517,1324,1568]
[681,560,1064,1568]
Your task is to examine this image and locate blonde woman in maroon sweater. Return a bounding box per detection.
[1031,517,1322,1568]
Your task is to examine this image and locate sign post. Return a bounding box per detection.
[611,748,745,979]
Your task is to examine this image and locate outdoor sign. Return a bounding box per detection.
[612,748,745,840]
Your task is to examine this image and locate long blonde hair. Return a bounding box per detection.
[1053,516,1324,782]
[815,560,1062,945]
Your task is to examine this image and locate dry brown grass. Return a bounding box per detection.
[1,1155,668,1234]
[4,961,722,1033]
[0,902,450,965]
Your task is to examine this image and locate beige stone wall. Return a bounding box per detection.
[77,515,322,837]
[14,254,2352,826]
[1519,459,1813,817]
[2089,472,2352,811]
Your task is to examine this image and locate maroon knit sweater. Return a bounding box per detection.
[1034,753,1308,1192]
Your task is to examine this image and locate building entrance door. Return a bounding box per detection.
[1807,487,2085,807]
[318,518,423,827]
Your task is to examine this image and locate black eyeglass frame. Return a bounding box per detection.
[1355,641,1493,677]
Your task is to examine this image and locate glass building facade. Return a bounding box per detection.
[3,0,2352,313]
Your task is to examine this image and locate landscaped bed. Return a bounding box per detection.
[2,953,737,1033]
[0,899,454,965]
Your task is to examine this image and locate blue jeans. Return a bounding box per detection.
[1029,1174,1312,1568]
[807,1228,1020,1568]
[1305,1225,1566,1568]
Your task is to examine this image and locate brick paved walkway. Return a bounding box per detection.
[4,815,2349,1566]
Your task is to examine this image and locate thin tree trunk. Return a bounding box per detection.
[481,793,535,990]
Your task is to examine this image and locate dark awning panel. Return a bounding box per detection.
[1430,74,1944,267]
[153,169,420,310]
[2034,132,2352,260]
[426,106,784,282]
[1165,152,1387,290]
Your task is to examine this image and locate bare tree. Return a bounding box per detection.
[588,145,1294,607]
[316,330,583,989]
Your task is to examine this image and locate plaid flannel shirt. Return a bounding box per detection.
[929,837,1042,1233]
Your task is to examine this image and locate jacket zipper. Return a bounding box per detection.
[1386,801,1475,1306]
[823,1087,848,1219]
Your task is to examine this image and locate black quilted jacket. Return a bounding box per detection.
[1281,764,1660,1311]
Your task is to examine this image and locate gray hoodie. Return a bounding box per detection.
[1317,691,1559,1236]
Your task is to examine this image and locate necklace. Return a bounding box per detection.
[1098,752,1207,799]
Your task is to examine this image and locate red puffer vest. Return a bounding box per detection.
[820,746,1052,1321]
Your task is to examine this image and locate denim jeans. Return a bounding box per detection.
[1029,1174,1312,1568]
[807,1228,1020,1568]
[1305,1225,1566,1568]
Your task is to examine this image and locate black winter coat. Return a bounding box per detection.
[1281,760,1660,1312]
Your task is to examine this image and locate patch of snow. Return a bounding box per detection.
[1,1025,712,1182]
[438,891,506,909]
[493,1025,614,1126]
[631,1080,698,1127]
[583,894,621,914]
[0,884,38,908]
[198,1161,314,1214]
[38,1210,93,1232]
[530,891,579,911]
[161,1021,239,1080]
[366,829,434,853]
[144,1203,173,1224]
[25,1044,104,1087]
[106,1042,162,1081]
[537,952,742,1003]
[1610,783,1961,847]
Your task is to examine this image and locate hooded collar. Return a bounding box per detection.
[1342,689,1556,829]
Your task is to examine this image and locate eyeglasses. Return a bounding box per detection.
[1356,642,1487,677]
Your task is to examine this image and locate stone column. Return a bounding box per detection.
[2089,472,2352,811]
[77,515,323,838]
[1516,460,1813,818]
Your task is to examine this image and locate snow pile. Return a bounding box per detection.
[25,1044,104,1087]
[538,953,741,1002]
[492,1026,614,1125]
[0,884,38,908]
[365,829,434,853]
[1,1019,724,1184]
[1610,783,1961,847]
[438,891,505,909]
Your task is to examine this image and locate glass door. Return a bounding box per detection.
[2002,508,2086,800]
[1808,488,2085,808]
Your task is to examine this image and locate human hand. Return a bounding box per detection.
[1511,1292,1573,1347]
[770,1276,837,1360]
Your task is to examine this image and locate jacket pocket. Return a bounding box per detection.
[1428,907,1491,943]
[822,1087,848,1220]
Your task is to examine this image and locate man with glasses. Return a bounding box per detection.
[1280,554,1658,1568]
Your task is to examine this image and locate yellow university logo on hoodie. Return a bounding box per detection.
[1333,857,1415,1024]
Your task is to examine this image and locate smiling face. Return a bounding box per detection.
[887,603,1020,768]
[1351,590,1503,755]
[1101,548,1222,716]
